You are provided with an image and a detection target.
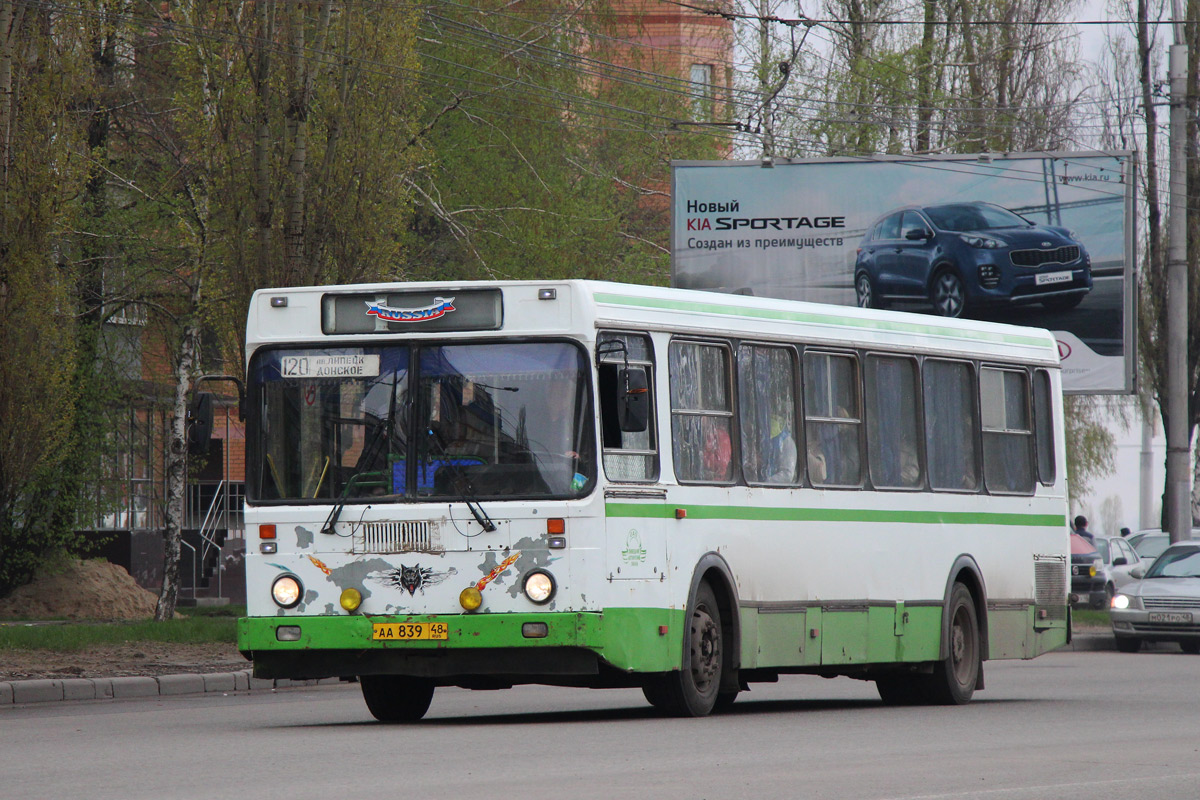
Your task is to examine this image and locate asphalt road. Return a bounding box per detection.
[4,648,1198,800]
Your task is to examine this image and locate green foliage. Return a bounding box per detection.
[0,617,236,651]
[1064,395,1122,504]
[0,5,100,597]
[398,1,725,285]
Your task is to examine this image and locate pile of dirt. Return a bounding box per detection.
[0,558,158,620]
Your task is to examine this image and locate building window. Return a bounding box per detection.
[690,64,713,118]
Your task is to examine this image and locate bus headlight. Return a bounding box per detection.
[523,570,556,604]
[272,575,303,608]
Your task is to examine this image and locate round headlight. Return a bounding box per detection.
[1111,594,1131,610]
[340,587,362,612]
[272,574,303,608]
[523,570,556,604]
[459,586,483,611]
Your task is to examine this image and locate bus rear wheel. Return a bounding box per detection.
[646,581,724,717]
[360,675,435,722]
[925,583,981,705]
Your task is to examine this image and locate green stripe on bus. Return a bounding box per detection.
[592,291,1054,349]
[606,502,1065,528]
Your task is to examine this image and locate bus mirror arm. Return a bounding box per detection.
[193,374,247,422]
[618,367,649,433]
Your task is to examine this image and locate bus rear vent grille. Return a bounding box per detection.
[355,521,441,554]
[1034,557,1067,620]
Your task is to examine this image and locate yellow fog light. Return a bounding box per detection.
[459,586,483,611]
[340,587,362,612]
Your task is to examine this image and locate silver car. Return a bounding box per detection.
[1110,541,1200,654]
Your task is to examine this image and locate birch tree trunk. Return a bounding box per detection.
[156,307,202,621]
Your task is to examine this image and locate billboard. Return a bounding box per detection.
[671,153,1135,393]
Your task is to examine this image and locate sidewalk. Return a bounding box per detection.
[0,669,341,706]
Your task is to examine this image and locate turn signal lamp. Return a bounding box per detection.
[259,524,277,540]
[340,588,363,612]
[459,586,483,611]
[547,518,565,535]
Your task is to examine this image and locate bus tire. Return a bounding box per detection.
[652,581,724,717]
[360,675,435,722]
[925,583,980,705]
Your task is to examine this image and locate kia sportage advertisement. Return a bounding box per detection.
[670,153,1134,393]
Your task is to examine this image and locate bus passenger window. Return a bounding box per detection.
[803,352,861,487]
[980,367,1034,494]
[1033,369,1056,485]
[923,360,978,491]
[670,341,734,483]
[738,345,799,486]
[865,355,921,489]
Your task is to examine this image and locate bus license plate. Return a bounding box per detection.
[372,622,449,641]
[1147,612,1192,624]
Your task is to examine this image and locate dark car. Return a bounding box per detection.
[854,201,1092,318]
[1070,532,1109,609]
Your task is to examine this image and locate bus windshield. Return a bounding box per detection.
[250,341,595,502]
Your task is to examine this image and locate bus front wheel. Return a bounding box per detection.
[646,581,724,717]
[925,583,981,705]
[360,675,435,722]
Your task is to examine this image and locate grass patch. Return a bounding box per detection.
[1073,608,1111,629]
[0,617,236,652]
[176,603,246,618]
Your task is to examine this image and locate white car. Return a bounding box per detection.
[1110,541,1200,654]
[1093,535,1144,595]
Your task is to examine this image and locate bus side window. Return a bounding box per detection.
[597,333,659,482]
[738,344,799,485]
[980,367,1035,494]
[802,351,861,487]
[1033,369,1056,485]
[865,355,922,489]
[923,359,979,491]
[670,340,734,484]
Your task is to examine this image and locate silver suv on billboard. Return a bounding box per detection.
[854,201,1093,318]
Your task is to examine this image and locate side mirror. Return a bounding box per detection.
[905,229,930,241]
[1112,557,1128,567]
[187,392,215,455]
[617,367,649,432]
[1130,566,1145,580]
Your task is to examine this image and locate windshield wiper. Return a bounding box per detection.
[322,377,399,536]
[426,427,496,532]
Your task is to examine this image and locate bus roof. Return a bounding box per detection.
[248,279,1061,367]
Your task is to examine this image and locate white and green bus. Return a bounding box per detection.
[236,280,1069,719]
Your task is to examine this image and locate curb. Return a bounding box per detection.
[0,670,342,706]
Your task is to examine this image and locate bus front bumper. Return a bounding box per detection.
[237,610,681,680]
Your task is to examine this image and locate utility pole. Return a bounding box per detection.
[1165,3,1191,543]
